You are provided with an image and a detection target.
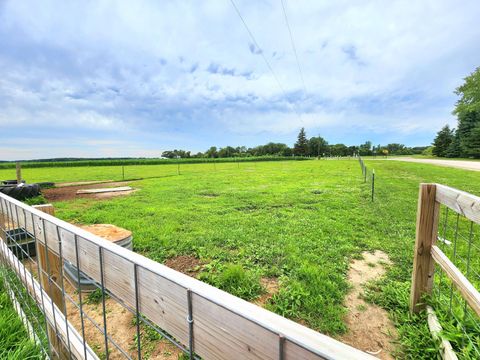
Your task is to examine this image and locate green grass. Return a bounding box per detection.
[0,275,43,359]
[0,160,305,183]
[7,159,480,358]
[0,156,308,170]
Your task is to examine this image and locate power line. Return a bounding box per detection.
[280,0,307,95]
[229,0,286,95]
[228,0,303,120]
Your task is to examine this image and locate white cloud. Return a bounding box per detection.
[0,0,479,159]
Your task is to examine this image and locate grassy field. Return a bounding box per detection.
[0,156,307,170]
[1,159,479,358]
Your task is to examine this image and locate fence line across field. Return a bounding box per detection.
[357,156,375,201]
[0,191,375,359]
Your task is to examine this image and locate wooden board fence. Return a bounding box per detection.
[410,184,480,317]
[0,192,374,360]
[410,183,480,358]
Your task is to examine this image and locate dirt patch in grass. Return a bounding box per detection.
[43,181,135,201]
[254,277,279,307]
[164,255,202,278]
[339,250,397,359]
[198,192,219,198]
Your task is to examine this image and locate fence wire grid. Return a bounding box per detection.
[0,197,197,360]
[432,204,480,358]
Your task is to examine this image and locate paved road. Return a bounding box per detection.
[390,157,480,172]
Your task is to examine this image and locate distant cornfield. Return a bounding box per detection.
[0,156,310,169]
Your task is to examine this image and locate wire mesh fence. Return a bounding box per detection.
[410,184,480,359]
[0,192,374,360]
[432,205,480,357]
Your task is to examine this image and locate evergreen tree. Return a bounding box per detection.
[432,125,454,157]
[457,111,480,156]
[463,123,480,158]
[446,130,462,158]
[294,128,308,156]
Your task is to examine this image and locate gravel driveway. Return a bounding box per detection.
[390,157,480,171]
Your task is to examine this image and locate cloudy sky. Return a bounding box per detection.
[1,0,479,160]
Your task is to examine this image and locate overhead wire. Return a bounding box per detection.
[228,0,304,120]
[280,0,307,95]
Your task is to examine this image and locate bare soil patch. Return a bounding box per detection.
[254,277,279,307]
[339,250,397,359]
[164,255,203,278]
[43,181,135,201]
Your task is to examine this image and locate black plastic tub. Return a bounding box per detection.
[63,261,98,292]
[6,228,36,260]
[63,234,133,292]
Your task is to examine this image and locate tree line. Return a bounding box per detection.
[162,129,426,159]
[432,67,480,158]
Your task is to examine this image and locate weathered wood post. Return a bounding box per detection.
[16,162,22,184]
[410,183,440,313]
[33,204,69,358]
[0,200,6,244]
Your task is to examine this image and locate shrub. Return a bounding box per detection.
[200,263,262,300]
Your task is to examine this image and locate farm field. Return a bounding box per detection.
[2,159,480,358]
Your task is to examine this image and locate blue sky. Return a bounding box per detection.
[1,0,480,160]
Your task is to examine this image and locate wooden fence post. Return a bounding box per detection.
[16,162,22,184]
[0,201,5,242]
[410,184,440,313]
[33,204,69,358]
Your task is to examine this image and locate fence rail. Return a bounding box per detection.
[0,191,374,359]
[410,183,480,358]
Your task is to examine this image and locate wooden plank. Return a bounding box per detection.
[0,192,375,360]
[431,245,480,316]
[0,238,98,360]
[56,180,114,188]
[32,204,70,359]
[426,306,458,360]
[0,201,5,241]
[192,292,279,359]
[410,184,440,313]
[436,184,480,224]
[76,186,132,194]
